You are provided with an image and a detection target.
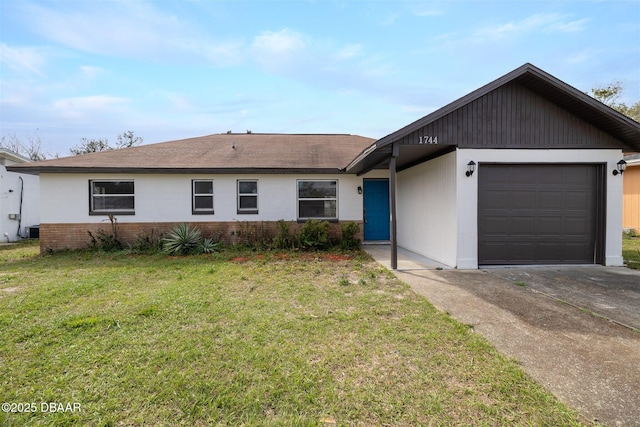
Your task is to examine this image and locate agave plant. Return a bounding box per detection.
[200,237,220,254]
[162,223,203,255]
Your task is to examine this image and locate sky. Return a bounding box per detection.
[1,0,639,157]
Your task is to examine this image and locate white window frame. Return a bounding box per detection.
[89,180,135,215]
[237,180,258,214]
[192,180,214,214]
[297,179,338,220]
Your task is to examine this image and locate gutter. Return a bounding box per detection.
[5,166,354,175]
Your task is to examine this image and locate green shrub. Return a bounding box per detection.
[298,219,330,250]
[87,215,122,252]
[340,222,361,249]
[129,229,164,254]
[163,224,203,255]
[273,219,296,249]
[235,221,271,248]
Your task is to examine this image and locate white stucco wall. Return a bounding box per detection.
[397,151,458,267]
[456,148,625,269]
[1,159,40,242]
[39,172,386,224]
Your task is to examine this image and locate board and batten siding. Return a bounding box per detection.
[395,82,624,149]
[456,148,624,269]
[397,151,457,267]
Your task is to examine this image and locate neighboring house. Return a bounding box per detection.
[623,153,640,233]
[0,149,40,242]
[10,63,640,269]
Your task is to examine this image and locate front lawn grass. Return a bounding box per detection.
[1,243,585,426]
[623,234,640,270]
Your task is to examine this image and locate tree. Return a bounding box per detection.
[0,132,49,161]
[116,130,143,149]
[69,137,112,155]
[70,131,143,155]
[591,81,640,123]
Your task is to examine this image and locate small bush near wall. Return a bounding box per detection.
[298,219,331,250]
[87,214,123,252]
[129,229,164,254]
[233,221,272,248]
[273,219,296,249]
[340,222,361,250]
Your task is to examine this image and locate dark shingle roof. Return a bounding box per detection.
[9,133,376,175]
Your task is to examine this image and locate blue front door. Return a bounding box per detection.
[363,179,390,241]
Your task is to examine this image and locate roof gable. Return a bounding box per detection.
[376,63,640,152]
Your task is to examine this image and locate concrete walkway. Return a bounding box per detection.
[364,246,640,427]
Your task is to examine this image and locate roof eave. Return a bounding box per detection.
[0,149,31,164]
[5,166,353,175]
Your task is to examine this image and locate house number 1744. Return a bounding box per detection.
[418,136,438,144]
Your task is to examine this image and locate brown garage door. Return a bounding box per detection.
[478,164,602,265]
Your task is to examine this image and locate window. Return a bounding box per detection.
[192,180,214,214]
[297,180,337,220]
[237,180,258,214]
[89,180,135,214]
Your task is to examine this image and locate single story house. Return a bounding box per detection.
[1,149,40,242]
[10,63,640,269]
[623,153,640,233]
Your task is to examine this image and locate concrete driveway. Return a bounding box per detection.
[488,266,640,331]
[364,246,640,426]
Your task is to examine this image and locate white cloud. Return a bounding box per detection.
[411,5,444,17]
[336,44,363,60]
[21,1,242,66]
[0,43,46,77]
[79,66,104,80]
[473,13,589,42]
[52,95,131,118]
[379,13,400,27]
[251,28,307,69]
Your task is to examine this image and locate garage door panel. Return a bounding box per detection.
[563,242,594,262]
[565,216,591,235]
[512,191,537,209]
[538,191,564,209]
[564,167,593,184]
[511,217,536,235]
[538,171,564,185]
[538,242,564,261]
[564,191,591,210]
[478,164,600,265]
[536,216,563,235]
[481,190,510,209]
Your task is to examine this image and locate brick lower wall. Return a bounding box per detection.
[39,220,364,252]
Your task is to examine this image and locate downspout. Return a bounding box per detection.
[17,176,24,238]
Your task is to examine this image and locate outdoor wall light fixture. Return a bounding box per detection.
[612,160,627,176]
[465,161,476,177]
[357,186,363,195]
